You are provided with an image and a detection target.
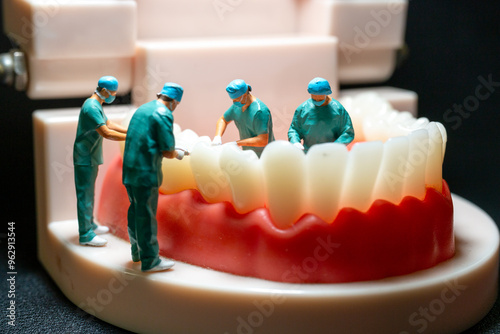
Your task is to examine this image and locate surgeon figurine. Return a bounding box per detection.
[74,75,127,247]
[288,77,354,153]
[122,83,186,272]
[213,79,274,157]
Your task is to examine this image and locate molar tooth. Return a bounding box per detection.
[373,136,410,204]
[306,143,348,223]
[425,122,444,192]
[190,142,232,203]
[261,141,306,229]
[220,145,264,214]
[160,155,197,195]
[402,129,429,200]
[340,141,384,212]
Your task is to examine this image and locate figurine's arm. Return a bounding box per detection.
[236,134,269,147]
[96,124,127,141]
[333,106,355,145]
[215,116,229,137]
[106,120,128,134]
[162,150,179,159]
[213,116,230,145]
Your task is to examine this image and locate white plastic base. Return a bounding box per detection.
[39,195,498,334]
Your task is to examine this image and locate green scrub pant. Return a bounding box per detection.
[74,165,99,243]
[125,185,161,271]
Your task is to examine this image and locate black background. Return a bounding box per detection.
[1,1,499,333]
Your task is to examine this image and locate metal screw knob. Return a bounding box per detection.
[0,49,28,91]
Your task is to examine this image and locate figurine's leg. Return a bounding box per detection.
[74,165,98,243]
[125,185,141,263]
[132,186,161,271]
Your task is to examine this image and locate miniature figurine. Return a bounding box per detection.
[122,82,186,272]
[73,76,127,247]
[212,79,274,157]
[288,77,354,152]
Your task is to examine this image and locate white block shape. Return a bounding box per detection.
[4,0,137,59]
[219,145,265,214]
[338,48,397,84]
[261,141,306,229]
[306,143,348,223]
[133,36,338,141]
[32,106,131,223]
[137,0,297,39]
[299,0,408,49]
[299,0,408,84]
[340,141,384,212]
[26,53,133,99]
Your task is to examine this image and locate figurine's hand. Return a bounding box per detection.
[212,135,222,146]
[175,149,186,160]
[293,142,304,150]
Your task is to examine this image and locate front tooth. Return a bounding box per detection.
[220,145,265,214]
[402,129,429,200]
[340,141,384,212]
[425,122,444,192]
[435,122,447,160]
[306,143,348,223]
[261,141,306,229]
[190,142,232,203]
[373,136,410,204]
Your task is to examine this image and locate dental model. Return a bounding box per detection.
[97,92,454,284]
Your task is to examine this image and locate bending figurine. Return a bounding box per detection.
[213,79,274,157]
[288,77,354,152]
[122,83,186,272]
[74,76,127,247]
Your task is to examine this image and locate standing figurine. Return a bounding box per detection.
[74,76,127,247]
[212,79,274,157]
[288,77,354,152]
[122,83,186,272]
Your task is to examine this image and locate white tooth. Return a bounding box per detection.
[402,129,429,200]
[363,115,390,142]
[340,141,384,212]
[219,145,265,214]
[435,122,447,161]
[261,141,306,229]
[373,136,410,204]
[176,129,202,152]
[190,142,232,203]
[425,122,444,192]
[410,117,430,130]
[160,155,197,195]
[306,143,348,223]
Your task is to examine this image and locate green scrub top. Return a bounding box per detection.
[122,100,176,187]
[288,98,354,152]
[73,98,108,166]
[223,98,274,156]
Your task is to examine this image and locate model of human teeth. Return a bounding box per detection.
[98,93,454,283]
[143,93,446,226]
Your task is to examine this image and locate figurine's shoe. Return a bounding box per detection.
[80,235,108,247]
[94,225,110,234]
[143,259,175,272]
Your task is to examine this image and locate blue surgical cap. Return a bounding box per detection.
[226,79,251,99]
[98,76,119,91]
[159,82,184,102]
[307,77,332,95]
